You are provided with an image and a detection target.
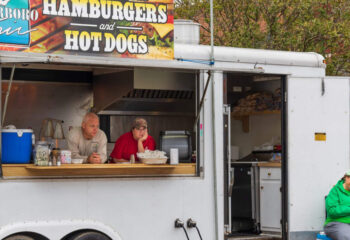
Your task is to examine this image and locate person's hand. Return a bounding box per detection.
[88,152,101,164]
[139,130,148,142]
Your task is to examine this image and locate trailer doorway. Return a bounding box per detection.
[224,73,287,240]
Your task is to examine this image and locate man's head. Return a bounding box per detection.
[81,112,99,140]
[131,117,148,140]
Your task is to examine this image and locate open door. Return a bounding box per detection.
[287,76,350,240]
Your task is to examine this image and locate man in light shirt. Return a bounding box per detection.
[67,112,107,164]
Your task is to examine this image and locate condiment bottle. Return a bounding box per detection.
[51,148,60,166]
[130,154,135,164]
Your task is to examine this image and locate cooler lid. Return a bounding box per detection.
[2,129,33,133]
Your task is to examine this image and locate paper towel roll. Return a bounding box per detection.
[170,148,179,165]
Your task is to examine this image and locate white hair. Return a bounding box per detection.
[82,112,98,124]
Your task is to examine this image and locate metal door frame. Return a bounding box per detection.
[223,104,231,234]
[223,71,231,234]
[281,76,288,239]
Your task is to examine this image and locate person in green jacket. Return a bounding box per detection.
[324,170,350,239]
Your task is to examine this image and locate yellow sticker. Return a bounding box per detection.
[315,133,326,141]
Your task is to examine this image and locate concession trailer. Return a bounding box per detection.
[0,1,348,240]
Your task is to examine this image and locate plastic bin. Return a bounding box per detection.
[2,129,33,164]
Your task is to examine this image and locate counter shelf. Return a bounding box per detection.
[1,163,196,179]
[232,110,281,132]
[257,162,281,168]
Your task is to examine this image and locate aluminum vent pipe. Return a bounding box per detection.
[210,0,214,64]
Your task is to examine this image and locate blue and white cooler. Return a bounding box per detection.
[2,129,33,164]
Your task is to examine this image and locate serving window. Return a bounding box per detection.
[0,65,200,179]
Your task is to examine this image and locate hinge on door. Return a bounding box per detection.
[224,224,231,235]
[223,104,230,114]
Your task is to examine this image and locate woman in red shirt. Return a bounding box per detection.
[110,118,156,163]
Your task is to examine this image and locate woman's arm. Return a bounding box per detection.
[110,135,125,162]
[327,188,350,218]
[137,130,149,153]
[112,158,129,163]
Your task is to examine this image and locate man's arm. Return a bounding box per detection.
[97,131,108,163]
[67,129,88,162]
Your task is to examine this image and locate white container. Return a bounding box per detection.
[71,158,83,164]
[170,148,179,165]
[174,19,200,45]
[60,150,71,164]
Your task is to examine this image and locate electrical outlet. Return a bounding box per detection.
[187,218,197,228]
[174,218,184,228]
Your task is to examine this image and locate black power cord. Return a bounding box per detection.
[195,226,203,240]
[175,218,190,240]
[187,218,203,240]
[182,226,190,240]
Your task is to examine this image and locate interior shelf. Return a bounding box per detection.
[232,110,281,132]
[232,110,280,117]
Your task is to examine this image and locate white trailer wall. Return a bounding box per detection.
[288,77,350,239]
[0,70,225,240]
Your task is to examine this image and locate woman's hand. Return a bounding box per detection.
[139,129,148,142]
[137,129,148,153]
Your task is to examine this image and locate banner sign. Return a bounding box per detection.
[0,0,174,60]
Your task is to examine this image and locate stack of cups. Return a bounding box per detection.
[130,154,135,164]
[170,148,179,165]
[60,150,72,164]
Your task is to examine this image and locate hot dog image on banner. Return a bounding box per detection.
[0,0,174,59]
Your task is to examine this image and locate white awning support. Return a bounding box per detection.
[2,64,15,127]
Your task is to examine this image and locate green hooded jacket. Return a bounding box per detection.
[325,180,350,225]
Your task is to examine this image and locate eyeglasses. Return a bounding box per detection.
[135,127,147,131]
